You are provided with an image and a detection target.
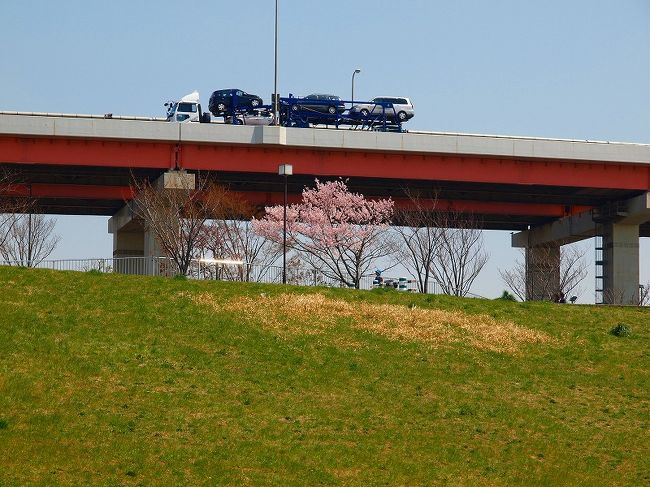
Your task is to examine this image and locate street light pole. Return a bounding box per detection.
[273,0,279,125]
[278,164,293,284]
[27,184,33,268]
[351,68,361,106]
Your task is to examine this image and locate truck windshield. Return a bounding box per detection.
[177,103,197,113]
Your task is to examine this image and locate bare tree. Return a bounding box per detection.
[0,203,60,267]
[429,210,489,297]
[393,192,440,293]
[558,246,589,300]
[393,193,489,297]
[602,288,627,306]
[0,216,17,254]
[499,259,527,302]
[131,172,210,276]
[198,188,282,282]
[500,245,588,302]
[0,169,24,251]
[0,171,60,267]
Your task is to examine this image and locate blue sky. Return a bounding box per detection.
[1,0,649,299]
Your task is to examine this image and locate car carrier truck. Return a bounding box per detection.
[165,90,272,125]
[165,90,412,131]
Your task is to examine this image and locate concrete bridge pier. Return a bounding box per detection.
[108,203,161,275]
[525,245,560,301]
[513,192,650,305]
[107,170,194,275]
[600,222,640,304]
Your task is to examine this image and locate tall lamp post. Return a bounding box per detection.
[27,184,33,268]
[273,0,279,125]
[278,163,293,284]
[351,68,361,106]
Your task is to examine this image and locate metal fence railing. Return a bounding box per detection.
[0,257,440,293]
[0,257,175,277]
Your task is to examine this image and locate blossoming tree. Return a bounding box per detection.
[253,179,395,288]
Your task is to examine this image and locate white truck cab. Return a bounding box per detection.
[165,91,209,123]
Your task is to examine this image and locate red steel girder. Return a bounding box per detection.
[1,135,649,190]
[182,145,650,190]
[0,136,176,169]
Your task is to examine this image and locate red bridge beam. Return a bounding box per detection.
[2,135,649,190]
[0,136,176,169]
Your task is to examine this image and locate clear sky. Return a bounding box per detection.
[1,0,649,299]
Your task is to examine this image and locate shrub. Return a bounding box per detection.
[496,290,517,302]
[610,323,632,337]
[0,419,8,429]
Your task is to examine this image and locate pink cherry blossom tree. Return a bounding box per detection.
[253,179,395,288]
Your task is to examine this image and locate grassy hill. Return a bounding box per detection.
[0,267,648,486]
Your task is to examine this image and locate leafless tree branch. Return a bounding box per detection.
[131,172,210,276]
[0,200,60,266]
[499,245,588,302]
[393,191,441,293]
[198,189,282,282]
[428,209,489,297]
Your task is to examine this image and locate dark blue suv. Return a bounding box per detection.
[209,89,263,115]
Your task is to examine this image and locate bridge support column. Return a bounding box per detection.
[525,245,560,301]
[513,192,650,305]
[108,204,161,275]
[108,170,194,275]
[601,223,639,305]
[112,226,144,258]
[111,224,161,258]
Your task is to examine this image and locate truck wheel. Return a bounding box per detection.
[328,106,337,114]
[217,103,226,112]
[251,99,261,107]
[397,111,407,121]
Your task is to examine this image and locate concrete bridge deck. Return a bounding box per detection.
[3,112,650,164]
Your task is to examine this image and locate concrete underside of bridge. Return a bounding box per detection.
[4,163,650,234]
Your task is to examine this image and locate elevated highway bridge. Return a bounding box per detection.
[1,113,649,303]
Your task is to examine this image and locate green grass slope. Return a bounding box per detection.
[0,267,649,486]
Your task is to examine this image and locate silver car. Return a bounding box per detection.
[350,96,415,122]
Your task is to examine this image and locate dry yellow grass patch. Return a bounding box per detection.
[192,292,555,354]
